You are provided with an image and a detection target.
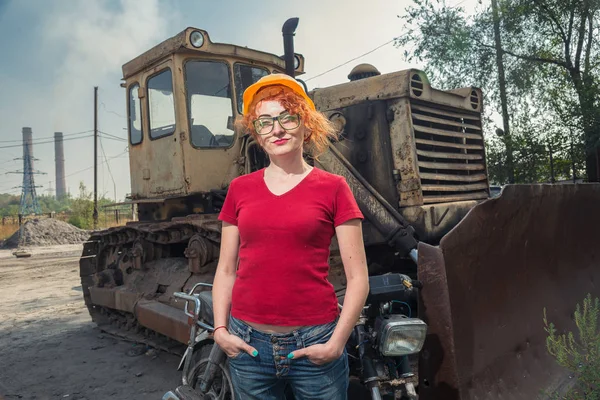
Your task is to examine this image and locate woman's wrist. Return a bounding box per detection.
[213,326,230,341]
[213,325,228,335]
[325,339,345,357]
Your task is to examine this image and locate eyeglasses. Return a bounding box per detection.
[253,113,301,135]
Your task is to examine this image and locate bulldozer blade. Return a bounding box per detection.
[418,184,600,400]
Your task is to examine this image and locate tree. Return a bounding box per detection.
[397,0,599,182]
[68,181,94,229]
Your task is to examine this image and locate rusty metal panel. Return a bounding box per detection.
[418,161,485,171]
[400,200,479,243]
[174,52,244,194]
[122,27,303,80]
[409,95,489,205]
[89,287,116,310]
[309,69,481,113]
[88,287,141,313]
[310,70,412,111]
[414,125,482,140]
[114,289,142,313]
[328,101,399,208]
[415,138,484,150]
[418,242,460,400]
[125,58,188,200]
[419,183,600,399]
[413,113,481,132]
[422,192,489,204]
[122,30,187,79]
[421,183,489,192]
[316,149,402,234]
[420,172,487,183]
[417,150,483,161]
[416,84,483,113]
[387,98,423,207]
[411,103,477,120]
[136,299,191,344]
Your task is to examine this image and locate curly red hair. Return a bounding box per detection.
[240,86,338,156]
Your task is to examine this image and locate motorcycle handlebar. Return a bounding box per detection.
[174,292,201,321]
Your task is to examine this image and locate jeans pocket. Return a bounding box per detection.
[228,350,246,360]
[227,322,250,360]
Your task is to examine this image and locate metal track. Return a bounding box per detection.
[79,215,222,353]
[91,306,187,356]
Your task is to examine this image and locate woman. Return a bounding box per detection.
[212,73,369,400]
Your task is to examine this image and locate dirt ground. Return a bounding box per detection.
[0,245,181,400]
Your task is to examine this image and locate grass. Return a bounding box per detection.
[544,293,600,399]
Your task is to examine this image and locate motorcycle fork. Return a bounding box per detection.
[354,324,384,400]
[198,344,227,393]
[181,323,199,386]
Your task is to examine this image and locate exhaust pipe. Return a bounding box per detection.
[282,18,299,77]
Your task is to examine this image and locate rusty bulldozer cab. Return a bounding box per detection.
[122,27,305,221]
[80,21,600,400]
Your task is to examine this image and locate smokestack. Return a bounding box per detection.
[54,132,66,199]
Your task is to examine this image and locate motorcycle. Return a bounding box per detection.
[162,273,427,400]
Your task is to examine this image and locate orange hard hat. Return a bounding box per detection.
[242,73,315,115]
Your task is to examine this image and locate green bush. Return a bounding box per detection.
[67,182,94,230]
[543,294,600,399]
[67,214,88,230]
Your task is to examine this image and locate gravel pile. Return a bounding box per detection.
[2,218,90,249]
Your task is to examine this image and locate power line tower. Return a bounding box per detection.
[7,127,46,215]
[44,180,54,197]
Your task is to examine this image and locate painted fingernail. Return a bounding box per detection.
[287,353,294,359]
[252,350,258,357]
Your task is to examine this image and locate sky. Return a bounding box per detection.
[0,0,481,201]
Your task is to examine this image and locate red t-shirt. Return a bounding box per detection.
[218,167,364,326]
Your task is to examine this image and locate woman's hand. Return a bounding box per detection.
[214,329,258,358]
[287,341,343,365]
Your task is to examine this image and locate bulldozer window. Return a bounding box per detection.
[234,63,269,113]
[147,68,176,140]
[128,83,142,145]
[184,60,235,149]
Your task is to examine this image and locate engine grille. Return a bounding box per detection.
[409,102,489,204]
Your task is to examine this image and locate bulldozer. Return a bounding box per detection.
[80,18,600,399]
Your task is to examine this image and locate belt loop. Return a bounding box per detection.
[293,330,302,348]
[244,324,252,343]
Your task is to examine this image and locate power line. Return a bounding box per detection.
[100,101,128,120]
[99,130,126,140]
[304,38,398,82]
[67,150,128,180]
[0,150,128,195]
[97,87,128,120]
[0,130,93,144]
[99,137,117,202]
[99,131,127,142]
[99,135,127,143]
[0,134,94,149]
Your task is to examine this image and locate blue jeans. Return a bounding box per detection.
[227,316,349,400]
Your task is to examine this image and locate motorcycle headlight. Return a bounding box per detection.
[376,316,427,356]
[162,391,181,400]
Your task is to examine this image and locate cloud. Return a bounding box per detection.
[0,0,179,199]
[46,0,177,130]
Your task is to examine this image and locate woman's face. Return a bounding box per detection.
[253,100,307,158]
